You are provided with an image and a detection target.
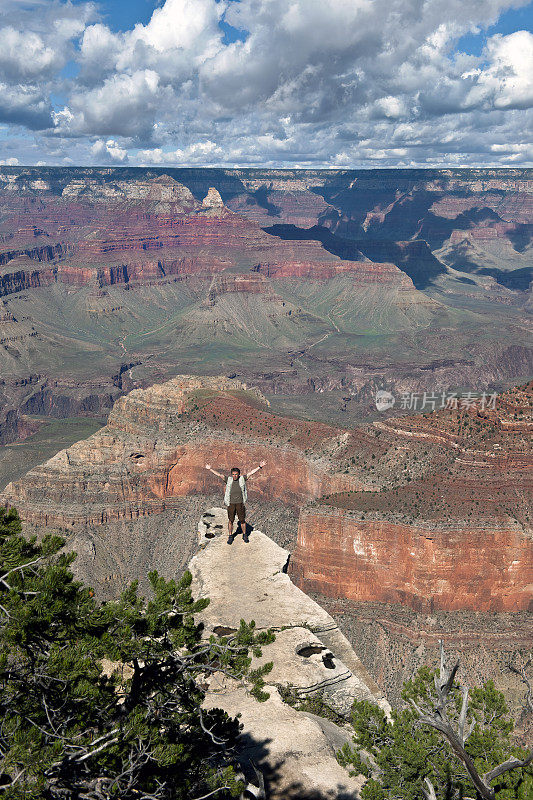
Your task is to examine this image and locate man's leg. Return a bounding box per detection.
[239,505,249,542]
[227,505,235,543]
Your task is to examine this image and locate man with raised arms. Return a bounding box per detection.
[205,461,266,543]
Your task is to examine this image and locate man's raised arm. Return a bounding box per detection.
[205,464,225,480]
[246,460,266,479]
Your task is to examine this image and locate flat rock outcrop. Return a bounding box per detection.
[192,507,388,798]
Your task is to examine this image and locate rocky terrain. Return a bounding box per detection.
[0,166,531,459]
[1,375,530,723]
[291,380,532,612]
[194,507,389,799]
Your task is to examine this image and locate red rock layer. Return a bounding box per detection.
[0,183,409,297]
[1,376,364,527]
[292,381,533,613]
[291,508,532,612]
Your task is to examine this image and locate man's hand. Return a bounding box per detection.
[206,464,225,480]
[247,461,266,478]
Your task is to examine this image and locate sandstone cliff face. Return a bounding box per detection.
[1,376,364,527]
[291,381,533,613]
[292,508,532,612]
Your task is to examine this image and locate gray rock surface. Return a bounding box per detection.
[203,678,363,800]
[190,508,391,798]
[190,510,389,714]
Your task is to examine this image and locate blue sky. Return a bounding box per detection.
[0,0,531,167]
[457,2,533,54]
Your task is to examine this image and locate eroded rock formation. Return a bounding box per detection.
[1,376,367,527]
[0,167,531,444]
[292,381,533,612]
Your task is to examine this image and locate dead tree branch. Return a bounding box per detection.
[412,641,533,800]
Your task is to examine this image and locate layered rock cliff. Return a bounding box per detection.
[1,376,368,527]
[0,168,531,445]
[2,374,531,724]
[3,377,531,616]
[292,381,533,613]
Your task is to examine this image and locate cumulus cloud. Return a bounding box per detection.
[79,0,223,84]
[0,1,95,133]
[137,139,224,164]
[91,138,128,162]
[56,69,165,138]
[467,30,533,109]
[0,82,53,129]
[0,28,59,81]
[1,0,532,166]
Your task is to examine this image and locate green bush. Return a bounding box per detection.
[337,665,532,800]
[0,507,273,799]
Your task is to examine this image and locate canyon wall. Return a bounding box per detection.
[1,375,363,528]
[292,380,533,613]
[291,507,532,612]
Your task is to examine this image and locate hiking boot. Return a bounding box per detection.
[227,534,235,545]
[242,531,249,543]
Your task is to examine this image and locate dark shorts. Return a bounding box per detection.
[227,503,246,523]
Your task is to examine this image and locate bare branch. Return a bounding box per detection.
[421,777,437,800]
[414,642,533,800]
[190,787,231,800]
[483,750,533,784]
[508,655,533,715]
[0,556,45,584]
[198,708,230,747]
[458,686,469,744]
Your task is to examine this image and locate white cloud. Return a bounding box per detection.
[129,0,222,54]
[1,0,532,166]
[137,139,223,164]
[91,138,128,162]
[57,69,164,138]
[0,2,96,82]
[0,81,52,129]
[0,156,19,165]
[0,27,58,81]
[466,30,533,110]
[80,0,223,85]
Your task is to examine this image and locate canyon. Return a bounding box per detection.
[1,375,531,721]
[0,167,531,457]
[0,167,531,727]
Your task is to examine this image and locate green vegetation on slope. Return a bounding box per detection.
[0,417,106,491]
[338,667,532,800]
[0,507,273,799]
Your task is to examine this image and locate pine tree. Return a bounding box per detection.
[338,660,532,800]
[0,507,273,799]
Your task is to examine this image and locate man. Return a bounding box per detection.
[205,461,266,543]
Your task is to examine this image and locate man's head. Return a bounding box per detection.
[231,467,240,479]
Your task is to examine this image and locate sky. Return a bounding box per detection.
[0,0,532,168]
